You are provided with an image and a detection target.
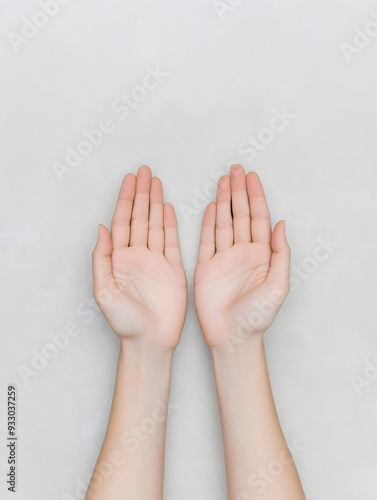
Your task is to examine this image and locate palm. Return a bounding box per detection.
[92,166,187,351]
[194,167,290,351]
[108,248,187,343]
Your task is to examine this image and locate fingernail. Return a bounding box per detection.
[97,224,101,237]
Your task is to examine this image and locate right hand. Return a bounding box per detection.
[194,165,291,353]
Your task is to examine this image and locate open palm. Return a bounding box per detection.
[194,165,290,352]
[92,166,187,351]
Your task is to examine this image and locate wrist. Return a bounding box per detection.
[119,340,174,368]
[210,332,265,366]
[117,341,174,406]
[208,328,265,359]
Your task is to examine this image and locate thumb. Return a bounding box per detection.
[92,224,114,302]
[266,220,291,290]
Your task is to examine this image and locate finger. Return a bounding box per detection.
[266,220,291,289]
[216,175,233,251]
[92,224,116,304]
[148,177,164,253]
[197,202,216,262]
[164,203,182,265]
[129,165,152,247]
[111,174,136,249]
[246,171,271,244]
[230,164,251,244]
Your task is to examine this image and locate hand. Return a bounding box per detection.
[194,164,290,353]
[92,166,187,351]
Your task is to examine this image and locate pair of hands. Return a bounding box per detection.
[92,164,291,354]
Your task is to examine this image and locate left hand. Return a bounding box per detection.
[92,166,187,352]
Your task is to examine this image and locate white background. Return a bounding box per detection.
[1,0,377,499]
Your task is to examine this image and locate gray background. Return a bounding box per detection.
[1,0,377,499]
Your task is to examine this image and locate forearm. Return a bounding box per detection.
[211,336,305,500]
[85,342,174,500]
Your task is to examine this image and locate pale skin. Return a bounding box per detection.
[194,165,305,499]
[86,166,187,500]
[86,164,305,500]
